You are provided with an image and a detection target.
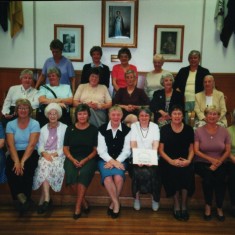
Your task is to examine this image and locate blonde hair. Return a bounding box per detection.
[153,54,164,62]
[15,98,33,115]
[108,105,123,115]
[204,105,220,116]
[125,69,136,78]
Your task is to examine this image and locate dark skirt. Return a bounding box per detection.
[6,150,39,200]
[98,159,127,184]
[64,157,97,187]
[131,165,161,202]
[160,158,195,198]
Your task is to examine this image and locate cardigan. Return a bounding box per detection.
[173,65,210,94]
[194,89,227,126]
[150,89,184,123]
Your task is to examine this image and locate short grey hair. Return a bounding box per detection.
[203,75,215,88]
[20,69,33,79]
[44,103,62,119]
[188,50,201,60]
[47,67,61,78]
[160,72,174,86]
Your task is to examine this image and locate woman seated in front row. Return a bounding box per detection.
[150,72,184,128]
[97,105,131,219]
[194,75,227,128]
[73,67,112,128]
[159,105,195,221]
[194,106,230,222]
[63,104,98,220]
[113,69,150,127]
[5,99,40,216]
[33,103,67,214]
[227,109,235,217]
[130,107,161,212]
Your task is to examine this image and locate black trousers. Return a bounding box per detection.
[226,162,235,206]
[6,150,39,200]
[195,162,226,208]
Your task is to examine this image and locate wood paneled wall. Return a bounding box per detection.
[0,68,234,121]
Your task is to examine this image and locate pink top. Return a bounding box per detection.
[111,64,138,88]
[194,125,231,163]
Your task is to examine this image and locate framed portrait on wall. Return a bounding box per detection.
[101,0,139,48]
[54,24,84,62]
[154,25,184,62]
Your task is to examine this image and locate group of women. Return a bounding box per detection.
[0,41,234,223]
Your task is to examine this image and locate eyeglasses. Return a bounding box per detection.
[18,107,29,111]
[48,112,58,116]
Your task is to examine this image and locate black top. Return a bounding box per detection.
[160,124,194,159]
[81,63,110,88]
[150,89,184,123]
[99,122,130,159]
[173,65,210,94]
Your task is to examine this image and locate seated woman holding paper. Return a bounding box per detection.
[159,104,194,221]
[97,105,131,219]
[130,107,161,211]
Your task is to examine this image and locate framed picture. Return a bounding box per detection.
[54,24,84,62]
[101,0,139,48]
[154,25,184,62]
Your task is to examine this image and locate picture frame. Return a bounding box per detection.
[153,25,184,62]
[101,0,139,48]
[54,24,84,62]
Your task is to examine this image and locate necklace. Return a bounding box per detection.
[140,125,149,138]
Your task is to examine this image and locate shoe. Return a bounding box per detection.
[107,207,113,216]
[73,213,81,220]
[152,200,159,211]
[111,205,121,219]
[216,213,225,222]
[203,213,212,221]
[173,210,182,221]
[18,200,30,216]
[37,204,44,214]
[134,199,140,211]
[42,199,53,213]
[181,210,189,221]
[82,200,90,214]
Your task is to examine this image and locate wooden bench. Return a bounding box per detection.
[0,171,230,209]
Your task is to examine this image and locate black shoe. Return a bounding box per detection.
[173,210,182,221]
[107,207,113,216]
[73,213,81,220]
[37,205,44,214]
[111,205,121,219]
[19,200,30,216]
[181,210,189,221]
[42,200,53,213]
[216,213,225,222]
[203,213,212,221]
[83,206,90,214]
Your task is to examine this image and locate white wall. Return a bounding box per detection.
[0,0,234,73]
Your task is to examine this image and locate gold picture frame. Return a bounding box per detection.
[54,24,84,62]
[101,0,139,48]
[154,25,184,62]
